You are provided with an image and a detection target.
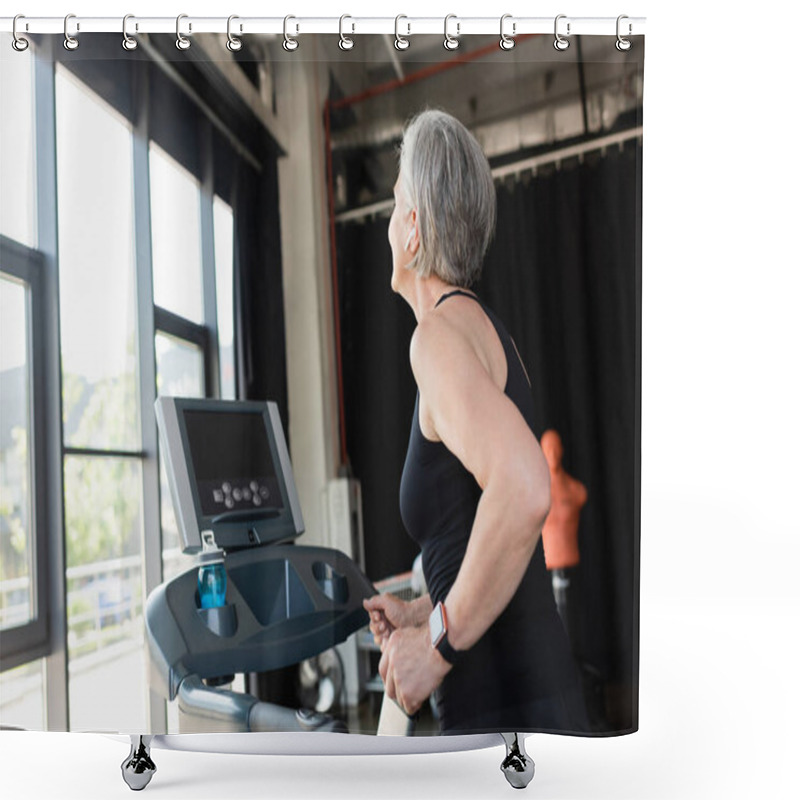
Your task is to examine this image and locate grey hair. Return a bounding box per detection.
[398,109,496,288]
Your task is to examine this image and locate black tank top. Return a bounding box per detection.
[399,290,587,734]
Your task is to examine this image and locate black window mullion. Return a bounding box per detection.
[62,446,146,460]
[153,305,208,348]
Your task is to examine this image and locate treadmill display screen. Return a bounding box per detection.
[183,410,285,517]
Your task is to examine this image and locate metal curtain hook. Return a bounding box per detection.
[176,14,191,50]
[500,14,515,51]
[227,15,242,51]
[444,14,459,51]
[12,15,29,52]
[122,15,138,51]
[616,15,632,51]
[339,15,354,51]
[64,13,79,51]
[394,15,410,51]
[553,14,570,51]
[283,16,299,51]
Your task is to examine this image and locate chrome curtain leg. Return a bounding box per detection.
[500,732,535,789]
[121,735,156,791]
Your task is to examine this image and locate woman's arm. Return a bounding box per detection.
[409,312,551,652]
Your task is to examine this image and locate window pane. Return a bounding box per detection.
[155,333,204,584]
[56,68,140,452]
[213,196,236,400]
[150,144,204,324]
[0,34,37,248]
[0,658,45,731]
[64,455,146,732]
[155,333,204,399]
[0,275,34,630]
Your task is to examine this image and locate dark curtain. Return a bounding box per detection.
[234,154,289,425]
[337,221,419,581]
[336,141,642,731]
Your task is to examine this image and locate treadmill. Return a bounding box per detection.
[146,397,375,737]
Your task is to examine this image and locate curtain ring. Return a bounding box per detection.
[443,14,459,51]
[176,14,191,50]
[394,15,410,51]
[122,15,138,51]
[499,14,515,51]
[553,14,570,51]
[64,13,79,51]
[227,15,242,52]
[616,15,632,51]
[283,16,299,52]
[12,15,29,52]
[339,14,355,51]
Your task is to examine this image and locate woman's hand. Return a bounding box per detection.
[362,593,430,651]
[379,625,451,716]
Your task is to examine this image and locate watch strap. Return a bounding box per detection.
[435,630,463,665]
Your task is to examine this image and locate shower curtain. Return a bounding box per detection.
[0,18,643,740]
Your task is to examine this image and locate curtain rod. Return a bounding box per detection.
[335,126,643,224]
[2,16,646,39]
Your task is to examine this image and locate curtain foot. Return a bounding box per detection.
[500,732,535,789]
[121,735,156,791]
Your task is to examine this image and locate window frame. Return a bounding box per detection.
[0,236,51,672]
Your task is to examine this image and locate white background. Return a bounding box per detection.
[3,1,799,798]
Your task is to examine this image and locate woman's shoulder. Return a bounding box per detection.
[411,302,506,397]
[409,311,465,379]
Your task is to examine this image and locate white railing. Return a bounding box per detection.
[0,575,32,630]
[1,551,198,651]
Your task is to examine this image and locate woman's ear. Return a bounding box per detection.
[406,210,420,254]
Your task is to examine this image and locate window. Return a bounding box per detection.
[0,33,50,727]
[0,34,37,249]
[0,658,45,731]
[150,143,204,325]
[0,276,35,632]
[1,35,258,733]
[214,196,236,401]
[0,237,49,687]
[156,331,205,585]
[56,66,147,732]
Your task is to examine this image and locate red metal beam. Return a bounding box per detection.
[331,35,536,110]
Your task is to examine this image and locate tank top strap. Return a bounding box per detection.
[434,289,481,308]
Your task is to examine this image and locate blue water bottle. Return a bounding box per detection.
[198,562,227,609]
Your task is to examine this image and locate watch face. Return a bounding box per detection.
[429,602,446,647]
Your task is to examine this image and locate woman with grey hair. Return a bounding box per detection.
[363,110,586,734]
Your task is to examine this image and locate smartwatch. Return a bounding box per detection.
[428,601,463,665]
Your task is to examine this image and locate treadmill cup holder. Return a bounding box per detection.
[196,603,238,638]
[312,561,350,604]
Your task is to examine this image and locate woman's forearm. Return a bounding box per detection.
[443,475,548,653]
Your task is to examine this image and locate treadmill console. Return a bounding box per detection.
[155,397,305,553]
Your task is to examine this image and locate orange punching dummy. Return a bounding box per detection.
[540,430,587,570]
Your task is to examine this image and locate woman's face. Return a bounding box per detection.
[388,175,416,293]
